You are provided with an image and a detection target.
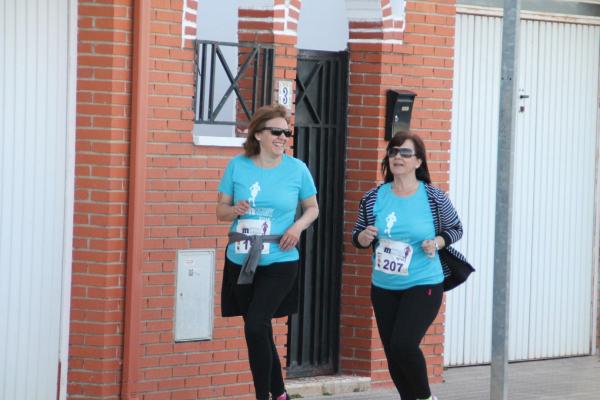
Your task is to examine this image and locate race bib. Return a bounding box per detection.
[234,219,271,254]
[375,239,413,276]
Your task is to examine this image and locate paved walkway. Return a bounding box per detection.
[305,356,600,400]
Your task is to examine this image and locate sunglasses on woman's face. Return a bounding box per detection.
[387,147,416,159]
[263,127,293,138]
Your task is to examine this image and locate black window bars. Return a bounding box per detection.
[194,40,274,126]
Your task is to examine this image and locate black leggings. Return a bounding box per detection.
[371,283,443,400]
[237,261,298,400]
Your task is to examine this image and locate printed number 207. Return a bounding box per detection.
[382,259,401,272]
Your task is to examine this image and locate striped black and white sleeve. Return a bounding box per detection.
[432,187,463,246]
[352,188,378,249]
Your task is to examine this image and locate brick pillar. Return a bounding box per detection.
[72,0,306,399]
[135,0,221,399]
[341,0,455,388]
[340,37,388,381]
[234,0,301,386]
[136,1,302,398]
[340,0,403,384]
[399,1,456,382]
[238,0,300,113]
[70,1,134,398]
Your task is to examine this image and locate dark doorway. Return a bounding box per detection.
[287,50,348,378]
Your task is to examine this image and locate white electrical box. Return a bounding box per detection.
[174,249,215,341]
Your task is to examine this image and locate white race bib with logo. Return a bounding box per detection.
[375,239,413,276]
[234,218,272,254]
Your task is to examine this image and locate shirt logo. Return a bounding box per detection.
[248,181,261,207]
[384,211,396,237]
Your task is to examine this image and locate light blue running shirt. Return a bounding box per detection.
[371,182,444,290]
[218,154,317,266]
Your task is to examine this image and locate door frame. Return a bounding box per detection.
[287,49,348,378]
[58,0,77,397]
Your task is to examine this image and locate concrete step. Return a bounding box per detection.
[286,375,371,398]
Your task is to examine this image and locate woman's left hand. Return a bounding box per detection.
[280,224,302,251]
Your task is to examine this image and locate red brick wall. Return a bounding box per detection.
[71,0,600,398]
[137,1,221,399]
[70,1,133,398]
[399,0,456,383]
[71,0,456,398]
[133,4,300,400]
[340,47,386,379]
[341,0,456,388]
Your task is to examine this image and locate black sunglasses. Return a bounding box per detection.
[387,147,416,159]
[263,127,293,138]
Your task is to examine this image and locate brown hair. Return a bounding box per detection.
[381,131,432,184]
[243,103,290,157]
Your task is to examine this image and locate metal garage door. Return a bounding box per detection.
[446,11,599,366]
[0,0,75,397]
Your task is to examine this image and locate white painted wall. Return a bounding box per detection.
[0,0,75,398]
[297,0,348,51]
[197,0,237,42]
[195,0,238,137]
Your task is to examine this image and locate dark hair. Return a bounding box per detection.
[243,103,290,157]
[381,131,432,184]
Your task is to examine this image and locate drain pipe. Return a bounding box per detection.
[121,1,150,398]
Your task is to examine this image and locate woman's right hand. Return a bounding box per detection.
[232,200,250,217]
[358,226,378,247]
[217,193,250,221]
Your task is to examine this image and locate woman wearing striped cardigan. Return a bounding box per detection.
[352,131,472,400]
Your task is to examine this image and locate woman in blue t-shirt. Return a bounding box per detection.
[352,132,470,400]
[217,104,319,400]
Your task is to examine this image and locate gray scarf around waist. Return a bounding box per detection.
[227,232,283,284]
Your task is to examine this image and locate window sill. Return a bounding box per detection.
[193,135,245,147]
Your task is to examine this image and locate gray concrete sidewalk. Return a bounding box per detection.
[302,356,600,400]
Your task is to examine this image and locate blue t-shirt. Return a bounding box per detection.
[371,182,444,290]
[218,154,317,266]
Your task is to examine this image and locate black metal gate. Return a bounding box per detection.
[287,50,348,378]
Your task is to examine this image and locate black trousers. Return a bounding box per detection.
[234,260,299,400]
[371,283,444,400]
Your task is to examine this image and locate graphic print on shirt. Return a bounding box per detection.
[248,181,261,207]
[384,211,397,237]
[235,181,272,255]
[377,211,412,276]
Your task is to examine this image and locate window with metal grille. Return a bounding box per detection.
[193,1,274,146]
[193,40,274,132]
